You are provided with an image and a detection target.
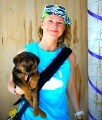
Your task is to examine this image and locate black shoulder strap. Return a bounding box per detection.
[12,47,72,119]
[38,47,72,91]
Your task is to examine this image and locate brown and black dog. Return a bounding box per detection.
[12,52,46,118]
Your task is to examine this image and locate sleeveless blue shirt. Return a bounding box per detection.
[18,42,71,120]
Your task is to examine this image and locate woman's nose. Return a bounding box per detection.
[52,22,57,28]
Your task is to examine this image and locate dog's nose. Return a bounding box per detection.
[26,72,31,76]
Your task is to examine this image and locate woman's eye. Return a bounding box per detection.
[48,20,53,23]
[57,22,64,25]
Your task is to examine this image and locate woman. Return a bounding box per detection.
[8,4,84,120]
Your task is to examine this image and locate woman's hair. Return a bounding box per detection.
[37,24,72,47]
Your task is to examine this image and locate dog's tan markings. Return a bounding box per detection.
[17,74,25,80]
[21,85,31,99]
[29,72,39,89]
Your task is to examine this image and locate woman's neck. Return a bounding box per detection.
[39,38,58,51]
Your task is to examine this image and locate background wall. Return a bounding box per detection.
[0,0,88,120]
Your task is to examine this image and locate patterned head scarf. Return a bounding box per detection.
[41,5,71,26]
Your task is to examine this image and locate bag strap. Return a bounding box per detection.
[12,95,29,120]
[13,47,72,119]
[38,47,72,91]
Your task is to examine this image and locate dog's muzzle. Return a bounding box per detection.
[26,72,32,76]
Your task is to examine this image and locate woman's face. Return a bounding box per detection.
[41,15,65,40]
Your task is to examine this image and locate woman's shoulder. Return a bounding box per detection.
[24,41,38,52]
[68,51,76,66]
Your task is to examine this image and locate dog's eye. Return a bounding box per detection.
[21,64,26,68]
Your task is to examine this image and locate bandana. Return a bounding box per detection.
[41,5,71,25]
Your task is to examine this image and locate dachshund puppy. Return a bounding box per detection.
[12,52,46,118]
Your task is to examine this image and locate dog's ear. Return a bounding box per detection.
[34,55,40,65]
[28,52,40,65]
[13,54,20,65]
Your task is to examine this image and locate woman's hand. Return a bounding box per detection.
[14,85,24,95]
[8,75,24,95]
[14,75,29,95]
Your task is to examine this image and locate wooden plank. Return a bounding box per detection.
[0,0,88,119]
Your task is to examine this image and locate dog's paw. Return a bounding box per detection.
[33,108,39,116]
[39,109,46,118]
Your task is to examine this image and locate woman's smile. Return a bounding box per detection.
[49,29,58,33]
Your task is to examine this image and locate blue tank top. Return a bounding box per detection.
[18,42,71,120]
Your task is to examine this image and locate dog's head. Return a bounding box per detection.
[13,52,40,75]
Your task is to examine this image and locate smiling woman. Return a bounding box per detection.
[7,4,84,120]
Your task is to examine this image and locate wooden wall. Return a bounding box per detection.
[0,0,88,119]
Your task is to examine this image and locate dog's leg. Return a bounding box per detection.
[29,72,39,89]
[31,88,46,118]
[30,74,46,118]
[31,88,39,116]
[29,73,39,116]
[20,85,33,106]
